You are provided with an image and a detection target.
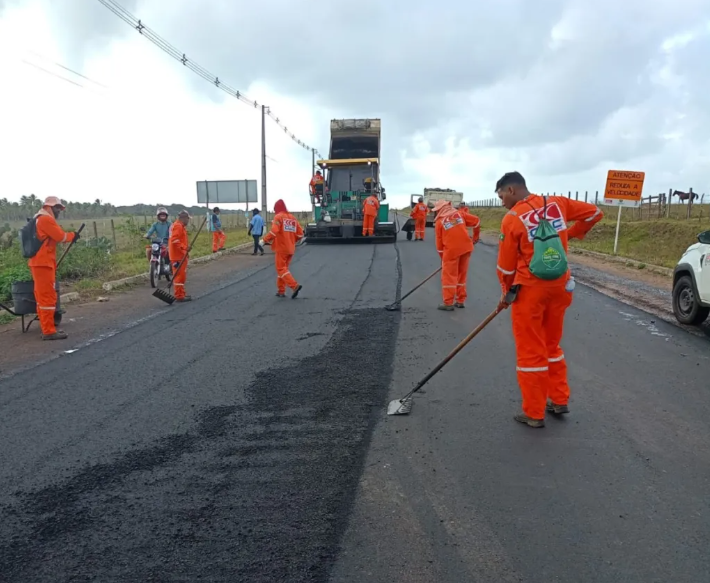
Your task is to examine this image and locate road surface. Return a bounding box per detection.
[1,231,709,582]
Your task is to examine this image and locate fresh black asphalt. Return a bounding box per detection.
[1,231,709,582]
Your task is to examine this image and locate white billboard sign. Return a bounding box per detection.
[196,180,258,204]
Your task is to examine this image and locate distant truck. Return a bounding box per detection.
[401,188,465,239]
[422,188,464,226]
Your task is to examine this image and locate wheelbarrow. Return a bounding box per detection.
[0,223,84,333]
[0,281,64,333]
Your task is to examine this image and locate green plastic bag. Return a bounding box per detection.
[528,200,568,280]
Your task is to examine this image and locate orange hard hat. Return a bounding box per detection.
[42,196,65,209]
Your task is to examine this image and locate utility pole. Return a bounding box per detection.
[261,104,267,215]
[311,148,316,219]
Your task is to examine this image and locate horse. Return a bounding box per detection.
[672,190,699,203]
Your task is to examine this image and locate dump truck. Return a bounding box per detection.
[401,188,465,239]
[304,118,397,243]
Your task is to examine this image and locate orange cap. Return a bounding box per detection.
[432,200,451,214]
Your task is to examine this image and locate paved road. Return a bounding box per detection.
[1,230,709,582]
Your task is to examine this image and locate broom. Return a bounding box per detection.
[153,216,207,305]
[387,285,520,415]
[385,266,442,311]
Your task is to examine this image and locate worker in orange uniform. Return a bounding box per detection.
[310,170,325,204]
[28,196,80,340]
[362,192,380,236]
[495,171,603,428]
[169,210,192,302]
[410,196,428,241]
[210,207,226,253]
[433,199,480,311]
[262,199,304,298]
[458,202,474,239]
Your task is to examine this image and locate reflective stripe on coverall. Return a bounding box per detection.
[435,208,481,305]
[362,195,380,236]
[410,202,428,240]
[497,194,603,419]
[28,209,77,335]
[169,221,189,299]
[263,199,304,293]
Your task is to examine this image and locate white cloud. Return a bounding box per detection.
[0,0,708,212]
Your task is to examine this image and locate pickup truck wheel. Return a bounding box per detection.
[672,275,710,325]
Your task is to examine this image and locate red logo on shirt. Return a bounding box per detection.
[518,203,567,241]
[442,213,464,230]
[283,219,297,233]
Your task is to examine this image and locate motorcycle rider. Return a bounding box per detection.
[144,207,172,261]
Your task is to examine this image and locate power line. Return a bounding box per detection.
[96,0,323,158]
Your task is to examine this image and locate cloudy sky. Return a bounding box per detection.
[0,0,708,212]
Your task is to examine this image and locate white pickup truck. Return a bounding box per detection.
[672,229,710,325]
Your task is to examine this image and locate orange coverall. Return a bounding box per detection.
[362,195,380,236]
[28,209,77,335]
[497,194,603,419]
[263,199,304,295]
[435,209,481,306]
[169,221,189,300]
[310,174,324,203]
[410,202,429,240]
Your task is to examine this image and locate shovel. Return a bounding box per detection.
[387,285,520,416]
[153,216,207,305]
[385,266,442,311]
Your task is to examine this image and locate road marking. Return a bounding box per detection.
[619,311,671,340]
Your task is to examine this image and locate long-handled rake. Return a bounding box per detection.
[387,285,520,415]
[385,266,442,312]
[153,216,207,305]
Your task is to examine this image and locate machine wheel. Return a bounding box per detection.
[150,263,159,288]
[406,231,413,241]
[672,275,710,325]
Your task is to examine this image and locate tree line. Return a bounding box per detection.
[0,195,248,222]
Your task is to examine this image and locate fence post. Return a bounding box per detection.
[93,221,98,241]
[110,219,117,249]
[585,191,588,203]
[595,191,599,204]
[687,187,694,220]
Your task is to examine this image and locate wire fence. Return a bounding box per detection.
[470,189,710,222]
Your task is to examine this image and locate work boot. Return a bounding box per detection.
[437,304,454,311]
[514,414,545,428]
[276,292,286,298]
[176,296,192,302]
[546,400,570,415]
[291,285,303,299]
[455,303,465,308]
[42,331,68,341]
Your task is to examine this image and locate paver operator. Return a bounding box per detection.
[262,199,303,298]
[494,171,603,428]
[433,199,480,311]
[169,210,192,303]
[28,196,80,341]
[362,192,380,237]
[410,196,428,241]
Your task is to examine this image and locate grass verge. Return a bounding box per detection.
[471,208,709,269]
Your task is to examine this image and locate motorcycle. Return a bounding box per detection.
[149,238,172,288]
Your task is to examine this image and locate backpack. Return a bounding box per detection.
[528,197,568,280]
[18,217,46,259]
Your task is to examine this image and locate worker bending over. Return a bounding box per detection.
[28,196,80,340]
[495,171,603,428]
[169,210,192,302]
[433,199,480,310]
[263,199,303,298]
[210,207,226,253]
[410,196,428,241]
[362,192,380,236]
